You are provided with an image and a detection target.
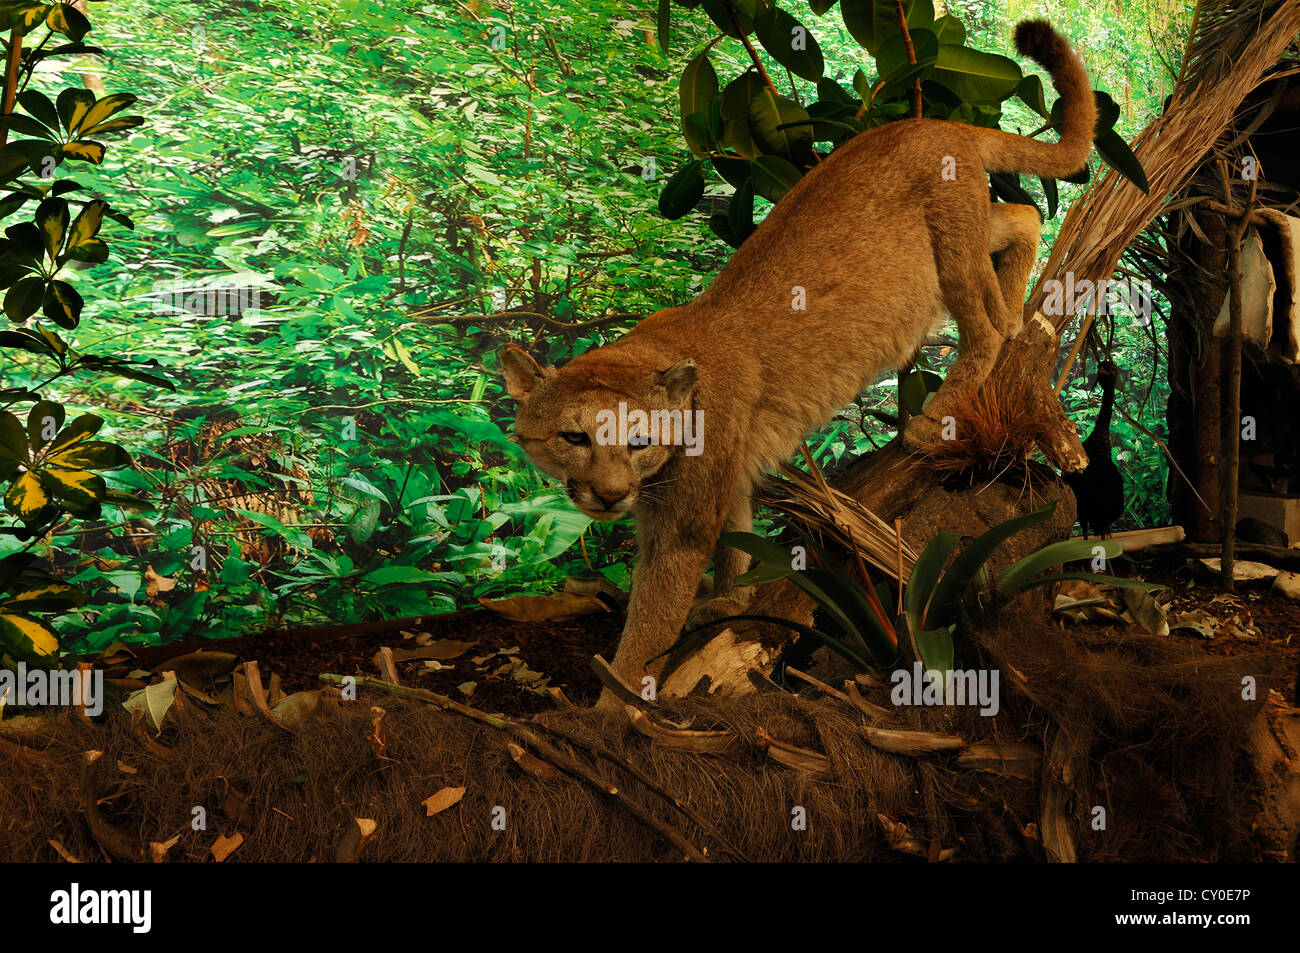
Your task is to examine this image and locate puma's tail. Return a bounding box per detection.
[977,20,1096,180]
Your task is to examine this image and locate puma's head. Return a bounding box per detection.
[498,343,698,521]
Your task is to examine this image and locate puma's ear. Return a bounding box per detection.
[500,344,547,401]
[656,358,697,404]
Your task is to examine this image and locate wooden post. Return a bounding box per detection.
[1216,160,1257,592]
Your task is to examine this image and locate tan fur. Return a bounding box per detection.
[500,21,1094,708]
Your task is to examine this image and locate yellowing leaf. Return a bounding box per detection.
[0,611,58,656]
[75,94,137,135]
[59,141,105,164]
[5,470,51,518]
[41,466,106,505]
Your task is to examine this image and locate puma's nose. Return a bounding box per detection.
[593,488,627,507]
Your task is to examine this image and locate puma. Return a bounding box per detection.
[499,20,1095,709]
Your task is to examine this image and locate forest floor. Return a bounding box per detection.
[107,552,1300,717]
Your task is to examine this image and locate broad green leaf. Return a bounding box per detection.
[679,52,718,123]
[658,159,704,219]
[42,466,106,506]
[56,88,95,134]
[749,154,802,202]
[925,502,1058,628]
[748,82,812,159]
[16,90,60,131]
[932,13,965,45]
[841,0,933,53]
[755,8,824,81]
[45,413,102,455]
[73,93,137,136]
[720,74,761,159]
[66,198,106,248]
[1016,74,1049,118]
[904,529,959,625]
[912,627,954,676]
[1094,129,1150,194]
[930,44,1022,103]
[26,399,63,448]
[47,439,130,470]
[0,410,29,462]
[4,275,45,321]
[41,279,83,328]
[59,141,105,164]
[997,538,1122,592]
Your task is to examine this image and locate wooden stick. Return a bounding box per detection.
[0,31,22,149]
[318,673,709,862]
[892,0,923,119]
[1217,159,1257,592]
[785,665,852,705]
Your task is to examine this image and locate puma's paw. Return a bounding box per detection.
[901,411,946,452]
[686,593,751,631]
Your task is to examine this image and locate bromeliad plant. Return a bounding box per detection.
[0,2,165,663]
[708,501,1159,678]
[655,0,1149,244]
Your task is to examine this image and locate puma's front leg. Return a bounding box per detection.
[688,482,755,627]
[603,534,712,700]
[597,500,725,714]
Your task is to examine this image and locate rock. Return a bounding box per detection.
[1197,558,1279,584]
[1273,570,1300,599]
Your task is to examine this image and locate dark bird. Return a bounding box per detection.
[1064,361,1125,538]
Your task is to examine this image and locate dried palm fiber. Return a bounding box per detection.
[1025,0,1300,337]
[757,459,919,581]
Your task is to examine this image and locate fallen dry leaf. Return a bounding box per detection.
[422,786,465,816]
[335,818,377,863]
[457,681,476,696]
[478,591,609,622]
[145,565,176,601]
[389,639,476,662]
[271,690,321,729]
[149,834,180,863]
[210,832,243,862]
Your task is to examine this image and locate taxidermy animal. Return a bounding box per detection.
[1063,361,1125,537]
[500,20,1096,708]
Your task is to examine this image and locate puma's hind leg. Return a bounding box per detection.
[987,202,1042,336]
[904,225,1011,449]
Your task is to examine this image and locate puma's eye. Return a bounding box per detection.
[559,431,590,446]
[628,434,651,451]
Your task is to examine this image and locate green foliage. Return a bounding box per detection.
[0,2,159,662]
[0,0,1187,659]
[710,501,1159,678]
[656,0,1149,244]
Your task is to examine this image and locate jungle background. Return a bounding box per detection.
[0,0,1191,658]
